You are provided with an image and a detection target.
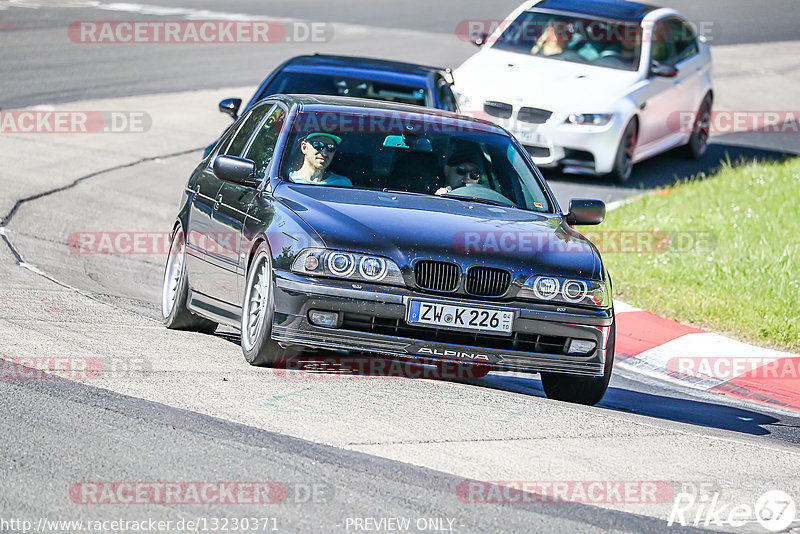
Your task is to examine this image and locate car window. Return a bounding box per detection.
[279,111,553,213]
[261,71,429,107]
[437,78,458,112]
[668,18,699,63]
[223,104,275,157]
[243,106,286,178]
[491,10,642,71]
[650,20,674,64]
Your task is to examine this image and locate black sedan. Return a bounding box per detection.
[162,95,615,405]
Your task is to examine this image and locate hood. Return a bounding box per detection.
[276,184,598,280]
[454,48,640,112]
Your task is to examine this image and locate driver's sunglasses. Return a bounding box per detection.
[308,140,338,154]
[455,165,481,180]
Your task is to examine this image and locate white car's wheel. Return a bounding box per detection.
[609,120,638,183]
[683,94,712,160]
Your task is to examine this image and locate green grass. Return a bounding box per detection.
[586,157,800,352]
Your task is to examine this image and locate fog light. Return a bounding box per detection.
[309,310,339,328]
[567,339,596,355]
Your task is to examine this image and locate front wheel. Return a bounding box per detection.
[161,227,218,333]
[682,94,712,160]
[609,120,638,183]
[240,244,302,367]
[540,321,615,405]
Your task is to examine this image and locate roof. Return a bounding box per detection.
[530,0,658,22]
[285,54,449,77]
[266,94,503,133]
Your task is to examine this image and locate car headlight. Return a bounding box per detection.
[292,248,405,286]
[565,113,613,126]
[518,275,610,308]
[455,92,477,115]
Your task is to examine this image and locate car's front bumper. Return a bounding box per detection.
[271,271,613,377]
[477,112,623,174]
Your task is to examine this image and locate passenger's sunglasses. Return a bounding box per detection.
[308,140,338,154]
[454,165,481,180]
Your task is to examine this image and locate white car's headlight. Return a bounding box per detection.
[518,275,610,308]
[456,92,477,115]
[565,113,613,126]
[292,248,405,286]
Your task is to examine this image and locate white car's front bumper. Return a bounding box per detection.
[477,109,624,175]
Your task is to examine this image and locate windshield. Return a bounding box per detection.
[278,111,552,213]
[261,71,429,107]
[492,10,642,71]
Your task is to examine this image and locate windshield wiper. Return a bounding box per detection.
[443,195,515,208]
[381,188,431,197]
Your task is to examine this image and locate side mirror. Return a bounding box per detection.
[566,199,605,225]
[650,61,678,77]
[212,155,257,187]
[470,32,489,47]
[218,98,242,120]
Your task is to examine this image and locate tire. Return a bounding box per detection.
[240,243,302,367]
[540,320,615,406]
[609,120,638,183]
[161,227,218,334]
[682,94,712,160]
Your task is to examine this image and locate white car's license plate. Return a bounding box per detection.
[514,128,543,145]
[407,300,514,333]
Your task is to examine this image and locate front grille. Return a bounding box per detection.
[465,266,511,297]
[341,313,569,355]
[517,107,552,124]
[483,101,513,119]
[414,260,460,292]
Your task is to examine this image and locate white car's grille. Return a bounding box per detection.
[518,107,552,124]
[483,101,513,119]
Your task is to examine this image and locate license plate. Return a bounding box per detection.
[407,301,514,333]
[514,128,543,145]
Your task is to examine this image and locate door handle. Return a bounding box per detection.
[214,194,223,210]
[193,185,200,200]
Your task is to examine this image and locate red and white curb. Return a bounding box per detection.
[614,301,800,413]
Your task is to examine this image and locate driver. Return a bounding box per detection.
[289,132,353,186]
[531,21,571,56]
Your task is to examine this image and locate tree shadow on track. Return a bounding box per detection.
[212,328,792,438]
[462,372,793,438]
[543,142,793,191]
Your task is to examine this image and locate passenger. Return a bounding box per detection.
[435,148,486,196]
[289,132,353,186]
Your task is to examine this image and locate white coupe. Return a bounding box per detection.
[454,0,713,182]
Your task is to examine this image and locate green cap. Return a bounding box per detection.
[305,132,342,145]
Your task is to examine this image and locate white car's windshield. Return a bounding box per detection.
[279,111,553,213]
[492,10,642,71]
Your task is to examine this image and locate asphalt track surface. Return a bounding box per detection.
[1,1,800,533]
